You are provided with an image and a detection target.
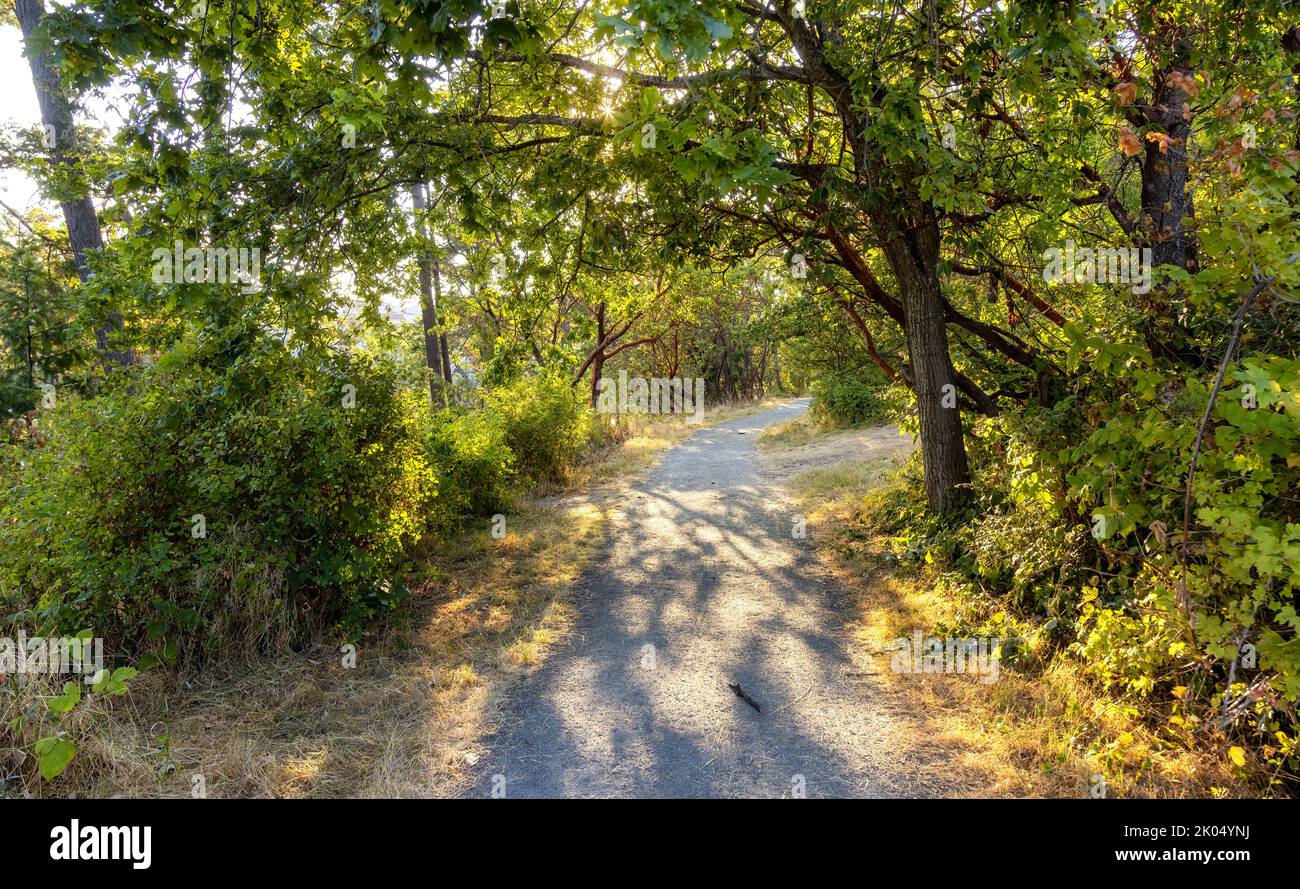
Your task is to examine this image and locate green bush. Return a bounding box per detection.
[0,332,435,661]
[483,372,600,483]
[870,341,1300,786]
[809,368,888,428]
[1062,347,1300,705]
[424,408,517,527]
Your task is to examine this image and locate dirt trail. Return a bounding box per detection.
[470,398,946,798]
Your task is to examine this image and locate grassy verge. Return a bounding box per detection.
[758,412,825,449]
[787,435,1246,799]
[6,396,789,798]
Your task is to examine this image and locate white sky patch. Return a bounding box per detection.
[0,25,44,212]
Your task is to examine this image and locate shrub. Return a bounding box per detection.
[809,368,888,428]
[870,341,1300,788]
[0,332,435,662]
[424,408,517,528]
[1062,347,1300,705]
[483,372,600,483]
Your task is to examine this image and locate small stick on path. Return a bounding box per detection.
[728,682,762,713]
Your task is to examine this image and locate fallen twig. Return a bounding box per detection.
[728,682,762,713]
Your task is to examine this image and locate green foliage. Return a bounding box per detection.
[3,630,140,784]
[872,339,1300,789]
[9,0,1299,795]
[483,372,600,484]
[0,331,434,659]
[809,368,889,428]
[0,341,608,665]
[424,408,517,527]
[0,236,86,421]
[33,736,76,781]
[1064,347,1300,706]
[1074,590,1184,699]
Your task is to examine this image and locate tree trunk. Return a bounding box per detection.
[771,2,971,509]
[878,217,971,512]
[23,265,35,388]
[439,330,452,383]
[1140,62,1196,273]
[411,182,445,406]
[1135,42,1200,364]
[429,256,453,384]
[588,302,606,406]
[15,0,132,365]
[589,351,605,407]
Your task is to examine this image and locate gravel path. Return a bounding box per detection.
[470,398,928,798]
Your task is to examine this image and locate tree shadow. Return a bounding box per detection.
[469,400,970,798]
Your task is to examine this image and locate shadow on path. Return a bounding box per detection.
[469,399,937,798]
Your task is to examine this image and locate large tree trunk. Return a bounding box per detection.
[1133,28,1199,364]
[774,4,972,510]
[411,182,445,406]
[1140,62,1196,272]
[878,217,971,512]
[15,0,131,366]
[438,329,452,383]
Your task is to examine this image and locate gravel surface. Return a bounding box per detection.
[469,398,933,798]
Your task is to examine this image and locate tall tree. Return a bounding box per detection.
[14,0,131,366]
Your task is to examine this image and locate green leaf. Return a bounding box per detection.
[47,681,81,715]
[34,737,76,780]
[701,15,732,40]
[91,666,138,696]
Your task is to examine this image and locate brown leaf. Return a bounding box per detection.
[1145,131,1171,154]
[1150,521,1168,549]
[1227,86,1257,110]
[1166,70,1200,97]
[1114,82,1138,106]
[1117,127,1142,156]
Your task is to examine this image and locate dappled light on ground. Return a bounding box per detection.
[472,400,961,798]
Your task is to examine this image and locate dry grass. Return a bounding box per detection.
[8,498,608,798]
[758,412,823,449]
[786,455,900,502]
[6,396,790,799]
[791,456,1245,799]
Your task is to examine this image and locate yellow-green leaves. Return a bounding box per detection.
[34,737,76,781]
